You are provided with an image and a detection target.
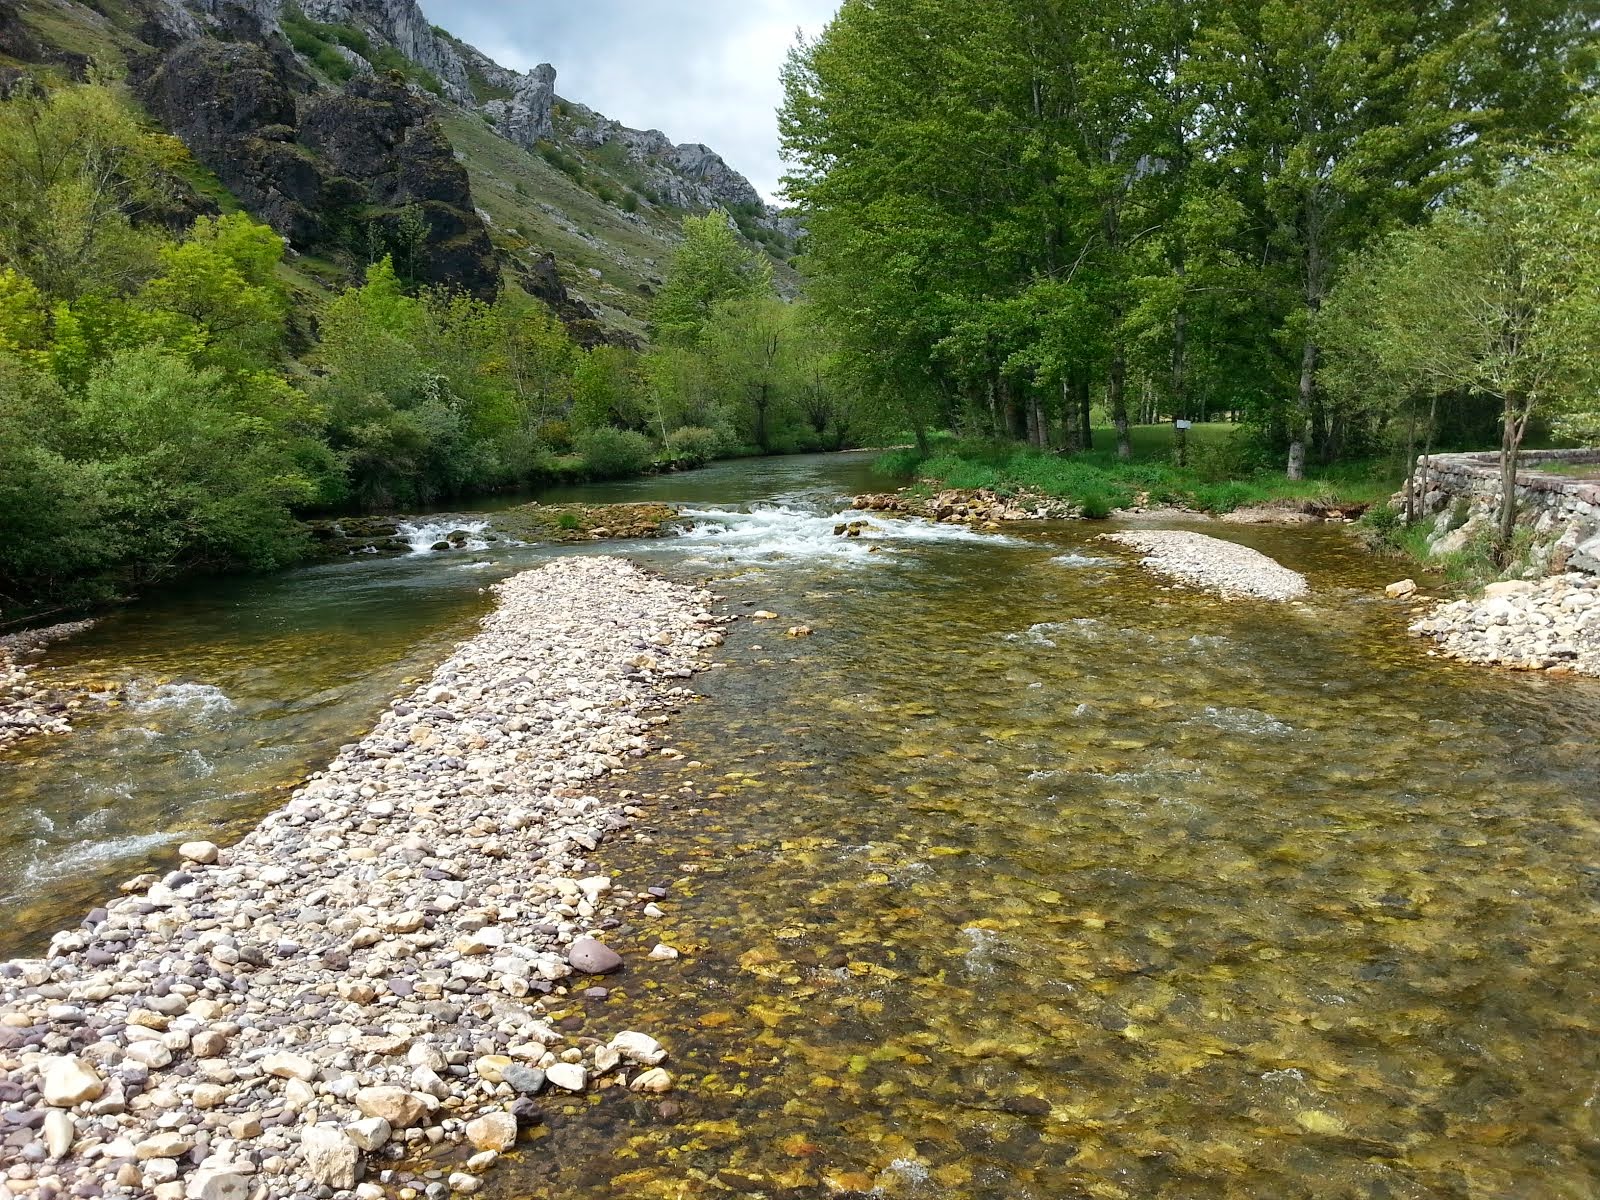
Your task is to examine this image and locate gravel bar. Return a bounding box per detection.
[1102,530,1309,600]
[1410,574,1600,675]
[0,558,726,1200]
[0,621,96,750]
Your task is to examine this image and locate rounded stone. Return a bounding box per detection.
[565,938,623,975]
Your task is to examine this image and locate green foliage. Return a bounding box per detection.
[662,425,727,469]
[650,213,775,345]
[538,143,585,182]
[311,258,574,507]
[887,425,1395,516]
[781,0,1597,472]
[0,79,178,301]
[1321,120,1600,548]
[574,426,654,479]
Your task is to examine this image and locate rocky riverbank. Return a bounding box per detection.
[852,489,1078,526]
[1409,574,1600,676]
[307,504,684,559]
[1101,530,1310,600]
[0,623,97,751]
[854,488,1365,529]
[0,558,727,1200]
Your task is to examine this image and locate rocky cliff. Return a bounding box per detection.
[2,0,798,340]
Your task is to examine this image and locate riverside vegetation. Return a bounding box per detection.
[0,81,862,618]
[781,0,1600,562]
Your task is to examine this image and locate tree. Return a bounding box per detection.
[702,297,790,451]
[1320,141,1600,554]
[0,79,178,301]
[650,213,775,345]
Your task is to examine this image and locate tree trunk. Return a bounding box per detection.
[1171,300,1187,421]
[1024,390,1040,448]
[1001,378,1023,441]
[1497,393,1523,558]
[1287,336,1316,480]
[914,422,930,457]
[1079,373,1093,451]
[1060,377,1081,453]
[1032,392,1048,450]
[1416,393,1439,528]
[1402,402,1418,526]
[1109,343,1130,461]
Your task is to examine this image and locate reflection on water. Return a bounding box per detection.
[5,451,1600,1200]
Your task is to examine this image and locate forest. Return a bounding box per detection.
[0,81,853,611]
[780,0,1600,502]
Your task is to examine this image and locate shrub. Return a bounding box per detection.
[574,426,654,480]
[1077,491,1115,519]
[556,511,581,530]
[662,425,725,468]
[536,419,574,453]
[1359,501,1404,540]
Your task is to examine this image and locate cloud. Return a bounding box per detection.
[419,0,840,202]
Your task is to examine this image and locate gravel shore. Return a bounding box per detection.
[1409,574,1600,676]
[0,622,96,751]
[1102,530,1309,600]
[0,558,725,1200]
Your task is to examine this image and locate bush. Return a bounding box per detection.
[536,419,574,453]
[662,425,725,469]
[1077,491,1115,519]
[574,426,654,480]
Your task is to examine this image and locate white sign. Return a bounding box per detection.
[1174,420,1193,430]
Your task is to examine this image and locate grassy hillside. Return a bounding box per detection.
[442,114,799,342]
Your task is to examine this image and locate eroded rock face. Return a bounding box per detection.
[300,0,471,97]
[668,143,764,211]
[136,38,325,244]
[137,41,498,299]
[482,63,558,149]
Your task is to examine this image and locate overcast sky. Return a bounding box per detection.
[419,1,842,202]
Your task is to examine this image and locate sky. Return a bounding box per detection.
[419,1,842,202]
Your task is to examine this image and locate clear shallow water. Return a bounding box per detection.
[4,452,1600,1199]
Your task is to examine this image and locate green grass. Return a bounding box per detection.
[879,425,1400,516]
[1536,461,1600,479]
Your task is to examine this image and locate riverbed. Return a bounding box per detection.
[5,452,1600,1199]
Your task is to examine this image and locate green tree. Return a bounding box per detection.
[0,79,178,301]
[650,213,774,345]
[701,297,792,452]
[1320,140,1600,553]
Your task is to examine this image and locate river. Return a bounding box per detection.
[4,452,1599,1199]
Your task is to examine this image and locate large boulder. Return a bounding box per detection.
[300,1124,360,1189]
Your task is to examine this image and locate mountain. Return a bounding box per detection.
[0,0,800,344]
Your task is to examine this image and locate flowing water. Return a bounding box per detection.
[3,453,1599,1199]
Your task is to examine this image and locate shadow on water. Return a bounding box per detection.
[5,451,1600,1199]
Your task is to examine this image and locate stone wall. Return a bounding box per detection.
[1403,449,1600,574]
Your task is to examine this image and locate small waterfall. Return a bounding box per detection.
[395,519,491,556]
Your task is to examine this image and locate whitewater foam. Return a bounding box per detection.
[396,519,491,556]
[671,504,1017,565]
